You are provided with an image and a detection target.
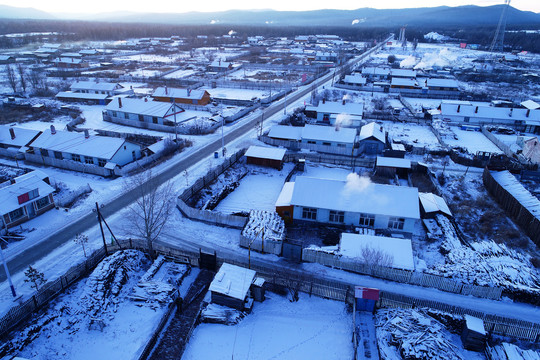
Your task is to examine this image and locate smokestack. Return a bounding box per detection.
[84,129,89,139]
[118,97,122,108]
[509,108,513,117]
[457,105,461,113]
[9,128,15,140]
[165,86,168,95]
[322,98,326,104]
[342,99,346,105]
[188,88,191,96]
[526,109,530,117]
[475,106,478,113]
[50,125,56,135]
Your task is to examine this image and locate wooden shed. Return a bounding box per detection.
[275,182,295,223]
[461,315,486,351]
[376,156,411,178]
[245,145,286,170]
[209,263,256,311]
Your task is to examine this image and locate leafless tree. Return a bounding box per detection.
[28,68,44,89]
[125,171,176,258]
[24,266,46,291]
[360,246,394,268]
[17,63,27,93]
[74,233,89,257]
[5,64,17,93]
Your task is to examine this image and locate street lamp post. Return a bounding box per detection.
[0,238,17,298]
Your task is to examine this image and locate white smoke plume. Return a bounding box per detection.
[343,173,371,195]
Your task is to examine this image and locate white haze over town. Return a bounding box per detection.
[0,0,538,14]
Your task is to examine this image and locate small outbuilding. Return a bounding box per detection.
[419,192,452,218]
[358,122,386,155]
[209,263,256,311]
[245,145,286,170]
[375,156,411,178]
[461,315,486,351]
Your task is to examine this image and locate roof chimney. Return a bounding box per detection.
[475,106,478,113]
[526,109,530,117]
[84,129,90,139]
[322,98,326,104]
[144,97,148,102]
[9,128,15,140]
[457,105,461,113]
[188,88,191,96]
[118,97,122,108]
[50,125,56,134]
[342,99,346,105]
[509,108,513,117]
[165,86,168,95]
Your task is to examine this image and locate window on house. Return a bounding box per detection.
[388,217,405,230]
[84,156,94,164]
[72,154,81,162]
[152,117,158,124]
[36,196,50,209]
[464,117,470,123]
[8,207,24,221]
[301,207,317,220]
[40,148,48,157]
[329,210,345,223]
[112,111,117,117]
[138,114,144,122]
[124,112,129,119]
[337,144,346,148]
[98,158,106,167]
[54,151,63,160]
[322,142,331,146]
[307,140,316,144]
[323,114,330,122]
[28,188,39,200]
[132,151,137,161]
[359,213,375,227]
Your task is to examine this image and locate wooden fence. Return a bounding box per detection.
[302,248,503,300]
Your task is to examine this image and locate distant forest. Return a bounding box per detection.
[0,19,539,53]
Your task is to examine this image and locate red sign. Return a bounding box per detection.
[355,286,379,300]
[460,43,467,49]
[17,192,29,204]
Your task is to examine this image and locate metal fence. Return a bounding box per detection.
[302,248,503,300]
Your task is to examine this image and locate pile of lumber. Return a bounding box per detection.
[487,343,540,360]
[200,303,245,325]
[376,308,464,360]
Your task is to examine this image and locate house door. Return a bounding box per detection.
[26,203,36,218]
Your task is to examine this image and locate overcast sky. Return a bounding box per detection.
[1,0,539,14]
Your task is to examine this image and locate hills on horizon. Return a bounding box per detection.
[0,4,539,28]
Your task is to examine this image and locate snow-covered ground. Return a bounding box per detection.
[163,69,197,79]
[385,122,443,151]
[183,292,354,360]
[203,87,270,101]
[215,163,294,214]
[444,127,503,155]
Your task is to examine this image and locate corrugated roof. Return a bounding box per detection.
[290,176,420,219]
[56,91,108,100]
[306,100,364,116]
[245,145,286,161]
[152,87,207,100]
[440,104,540,123]
[343,74,366,85]
[426,78,459,89]
[302,124,356,144]
[376,156,411,169]
[71,81,121,92]
[419,192,452,216]
[30,129,129,160]
[268,125,303,141]
[359,122,385,143]
[105,98,181,118]
[209,263,256,301]
[0,126,41,148]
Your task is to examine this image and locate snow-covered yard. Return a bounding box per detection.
[203,87,270,101]
[215,163,294,214]
[385,122,443,151]
[182,292,354,360]
[443,127,503,155]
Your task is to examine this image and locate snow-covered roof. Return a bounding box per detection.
[343,74,367,85]
[106,98,181,118]
[521,100,540,110]
[0,126,41,148]
[490,170,540,220]
[209,263,256,301]
[56,57,83,64]
[391,78,419,87]
[245,145,286,161]
[440,104,540,124]
[30,129,130,160]
[71,81,121,92]
[0,172,55,215]
[268,125,303,141]
[275,182,295,207]
[361,67,390,76]
[425,78,459,89]
[419,192,452,216]
[290,176,420,219]
[390,69,417,78]
[152,87,207,100]
[339,233,415,270]
[56,91,109,101]
[301,124,357,144]
[376,156,411,169]
[306,100,364,116]
[464,315,486,335]
[210,60,231,68]
[359,122,385,143]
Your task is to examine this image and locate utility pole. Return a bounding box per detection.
[0,238,17,298]
[221,116,225,156]
[173,98,178,143]
[96,202,108,255]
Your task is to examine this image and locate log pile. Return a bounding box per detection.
[376,308,465,360]
[486,343,540,360]
[200,303,245,325]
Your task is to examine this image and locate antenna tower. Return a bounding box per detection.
[489,0,511,52]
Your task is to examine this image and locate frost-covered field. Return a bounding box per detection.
[183,293,353,360]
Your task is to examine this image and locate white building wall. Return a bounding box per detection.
[110,142,141,166]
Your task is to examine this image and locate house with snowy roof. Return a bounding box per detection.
[25,125,141,176]
[103,97,186,131]
[390,78,420,90]
[361,67,390,80]
[342,74,367,88]
[152,86,211,106]
[208,60,233,72]
[56,80,128,104]
[245,145,286,170]
[55,57,89,69]
[0,126,41,158]
[439,104,540,133]
[358,122,386,155]
[0,170,55,229]
[209,263,257,311]
[390,68,417,78]
[315,51,338,62]
[301,124,357,149]
[275,175,420,233]
[305,99,364,124]
[425,78,459,92]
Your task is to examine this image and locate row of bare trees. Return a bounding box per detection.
[4,64,46,95]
